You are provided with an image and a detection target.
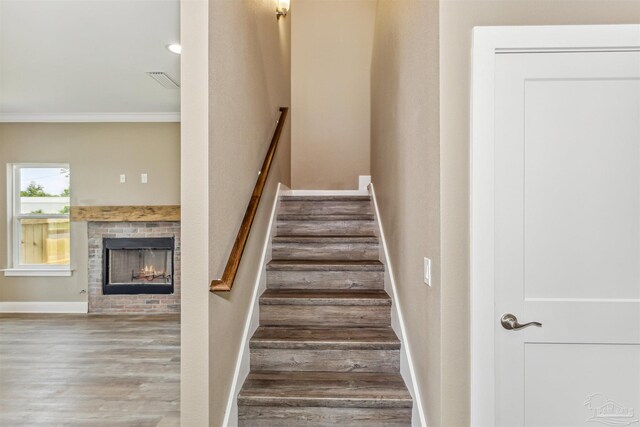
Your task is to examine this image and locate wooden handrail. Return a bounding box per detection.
[210,107,289,292]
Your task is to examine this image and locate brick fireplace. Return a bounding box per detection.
[88,221,180,314]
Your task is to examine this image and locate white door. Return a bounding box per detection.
[492,49,640,426]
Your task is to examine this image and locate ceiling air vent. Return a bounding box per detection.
[146,72,180,89]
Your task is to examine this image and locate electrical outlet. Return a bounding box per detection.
[424,257,431,286]
[141,173,148,184]
[120,174,126,184]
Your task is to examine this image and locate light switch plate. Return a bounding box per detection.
[141,173,148,184]
[424,257,431,286]
[120,174,126,184]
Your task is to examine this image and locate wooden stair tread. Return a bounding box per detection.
[280,195,371,202]
[240,188,412,422]
[260,290,391,306]
[251,326,400,349]
[238,371,412,408]
[273,235,378,243]
[267,260,384,271]
[278,214,375,221]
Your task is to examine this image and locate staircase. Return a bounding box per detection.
[238,195,413,426]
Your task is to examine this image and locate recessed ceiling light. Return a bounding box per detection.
[167,44,181,55]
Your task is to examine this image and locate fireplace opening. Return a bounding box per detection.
[103,237,174,295]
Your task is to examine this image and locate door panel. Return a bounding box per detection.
[494,51,640,426]
[524,344,640,427]
[524,78,640,301]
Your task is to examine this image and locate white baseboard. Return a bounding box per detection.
[223,183,285,427]
[359,175,372,191]
[285,175,371,196]
[0,301,88,313]
[284,189,368,196]
[369,183,427,427]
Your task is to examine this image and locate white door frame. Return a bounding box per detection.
[470,24,640,427]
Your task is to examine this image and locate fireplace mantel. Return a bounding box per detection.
[71,205,180,222]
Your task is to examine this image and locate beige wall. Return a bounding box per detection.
[180,0,210,423]
[207,0,291,425]
[0,122,180,303]
[185,1,640,425]
[370,0,441,425]
[440,1,640,426]
[372,1,640,426]
[291,0,376,189]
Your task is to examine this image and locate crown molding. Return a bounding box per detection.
[0,112,181,123]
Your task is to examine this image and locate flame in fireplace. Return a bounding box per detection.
[134,265,168,281]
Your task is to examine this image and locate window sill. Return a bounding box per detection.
[2,268,74,277]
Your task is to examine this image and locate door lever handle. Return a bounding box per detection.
[501,313,542,330]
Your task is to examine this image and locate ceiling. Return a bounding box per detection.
[0,0,180,121]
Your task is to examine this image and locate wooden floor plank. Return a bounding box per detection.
[239,371,412,408]
[0,314,180,427]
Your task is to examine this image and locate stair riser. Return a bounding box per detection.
[251,349,400,373]
[239,406,411,427]
[277,220,375,236]
[267,270,384,290]
[260,305,391,327]
[272,243,379,261]
[280,201,372,216]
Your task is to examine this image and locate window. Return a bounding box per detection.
[6,164,71,276]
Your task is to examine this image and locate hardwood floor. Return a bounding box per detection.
[0,314,180,427]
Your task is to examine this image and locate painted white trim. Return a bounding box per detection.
[6,165,13,270]
[359,175,372,191]
[7,163,72,271]
[285,176,371,196]
[3,268,73,277]
[284,189,368,196]
[0,112,181,123]
[470,24,640,427]
[0,301,88,313]
[496,46,640,54]
[526,298,640,303]
[222,182,285,427]
[369,183,427,427]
